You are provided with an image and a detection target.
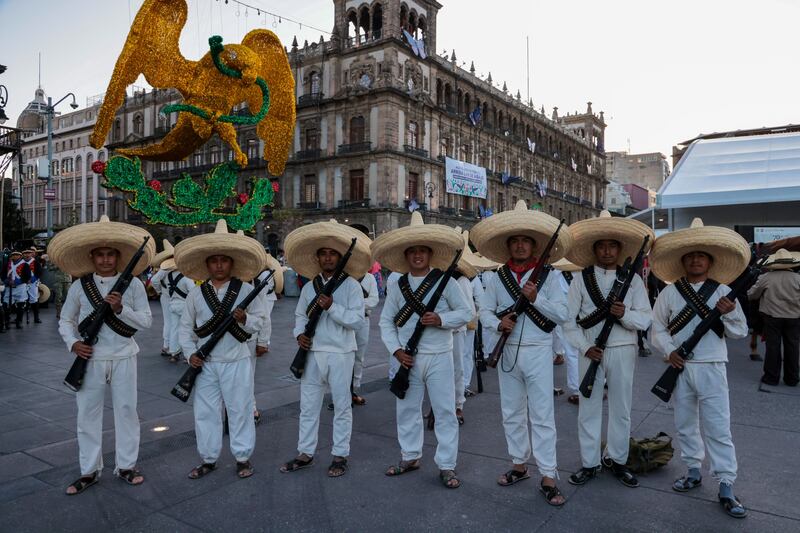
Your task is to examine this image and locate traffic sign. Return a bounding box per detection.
[44,188,56,201]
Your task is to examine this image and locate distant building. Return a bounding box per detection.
[605,150,669,192]
[622,183,655,211]
[605,180,631,215]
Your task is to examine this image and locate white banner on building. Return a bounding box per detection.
[445,157,487,199]
[754,226,800,243]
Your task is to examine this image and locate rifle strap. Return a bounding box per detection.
[495,265,555,333]
[562,271,573,285]
[305,272,349,317]
[669,278,724,338]
[357,276,369,298]
[195,278,250,342]
[78,274,137,338]
[258,269,276,295]
[577,267,613,330]
[394,269,443,327]
[167,272,188,299]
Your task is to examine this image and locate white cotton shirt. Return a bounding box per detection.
[58,275,152,360]
[166,271,196,315]
[150,268,166,295]
[179,280,266,363]
[379,272,472,356]
[479,268,569,347]
[293,274,364,353]
[564,266,652,356]
[651,281,748,363]
[455,275,478,333]
[360,273,380,316]
[257,269,279,302]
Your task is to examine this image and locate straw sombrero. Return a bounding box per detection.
[38,284,51,303]
[174,219,267,282]
[471,252,502,272]
[151,239,174,267]
[566,210,654,268]
[284,219,372,280]
[764,248,800,271]
[22,248,36,254]
[650,218,750,285]
[551,258,582,272]
[263,253,284,294]
[371,211,462,273]
[470,200,572,264]
[453,228,478,279]
[9,250,21,258]
[159,257,176,271]
[47,215,155,278]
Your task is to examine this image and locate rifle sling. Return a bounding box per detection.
[495,265,555,333]
[195,278,250,342]
[167,272,188,299]
[78,274,137,338]
[394,269,443,327]
[669,278,724,338]
[305,272,349,317]
[577,267,613,330]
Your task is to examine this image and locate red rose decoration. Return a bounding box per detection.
[238,193,249,204]
[271,181,280,193]
[91,161,107,174]
[148,179,162,192]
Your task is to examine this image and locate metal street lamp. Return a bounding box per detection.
[46,92,78,238]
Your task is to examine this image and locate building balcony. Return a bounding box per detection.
[564,194,581,204]
[297,93,323,107]
[581,199,593,207]
[297,201,323,209]
[404,199,427,211]
[438,206,456,216]
[457,208,477,218]
[403,145,429,158]
[337,142,372,155]
[295,148,322,161]
[339,198,371,209]
[345,30,383,48]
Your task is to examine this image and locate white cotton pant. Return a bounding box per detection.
[462,329,476,390]
[247,339,258,412]
[396,352,459,470]
[555,325,579,395]
[167,307,183,355]
[159,292,171,350]
[498,343,559,478]
[27,280,38,303]
[298,350,355,458]
[578,344,636,468]
[76,357,140,476]
[353,317,370,392]
[193,358,255,463]
[452,331,466,409]
[3,285,28,304]
[674,362,738,485]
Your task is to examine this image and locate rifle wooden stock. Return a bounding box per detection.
[171,272,274,402]
[579,236,650,399]
[487,220,565,368]
[289,238,358,379]
[390,250,462,399]
[64,236,151,392]
[651,255,767,403]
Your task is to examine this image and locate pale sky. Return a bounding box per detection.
[2,0,799,162]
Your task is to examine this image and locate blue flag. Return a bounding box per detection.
[469,106,482,126]
[501,172,520,186]
[408,198,419,213]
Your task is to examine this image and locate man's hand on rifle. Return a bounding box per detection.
[317,294,333,310]
[716,297,735,315]
[255,345,269,357]
[667,351,685,369]
[522,281,538,303]
[71,341,93,359]
[585,346,604,362]
[233,308,247,324]
[421,312,442,327]
[394,349,414,368]
[498,313,516,333]
[189,354,204,368]
[297,334,312,350]
[105,291,123,314]
[610,301,626,318]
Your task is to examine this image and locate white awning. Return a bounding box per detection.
[658,132,800,208]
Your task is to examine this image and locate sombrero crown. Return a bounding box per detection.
[174,219,268,281]
[453,228,478,279]
[151,239,175,267]
[284,219,372,279]
[263,253,285,294]
[47,215,156,278]
[566,210,654,268]
[551,258,582,272]
[470,200,573,264]
[764,248,800,271]
[650,218,750,284]
[371,211,462,273]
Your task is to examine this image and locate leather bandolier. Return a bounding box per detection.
[394,269,443,327]
[167,272,188,299]
[495,265,556,333]
[576,267,614,330]
[667,277,724,338]
[195,278,250,342]
[305,271,349,317]
[78,274,137,338]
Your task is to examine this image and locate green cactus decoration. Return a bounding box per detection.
[99,155,275,231]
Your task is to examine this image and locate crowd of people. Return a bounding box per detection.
[13,203,799,521]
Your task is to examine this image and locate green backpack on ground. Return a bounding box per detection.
[625,432,674,473]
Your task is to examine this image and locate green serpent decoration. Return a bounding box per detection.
[162,36,270,126]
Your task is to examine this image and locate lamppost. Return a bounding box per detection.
[45,92,78,238]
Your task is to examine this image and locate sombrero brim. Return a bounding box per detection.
[284,222,372,280]
[551,258,582,272]
[47,220,155,278]
[469,253,502,272]
[264,253,284,293]
[38,284,51,303]
[160,258,176,271]
[151,250,173,267]
[650,226,751,285]
[470,210,572,264]
[174,233,268,282]
[566,218,654,268]
[371,224,462,274]
[765,260,800,271]
[457,255,478,279]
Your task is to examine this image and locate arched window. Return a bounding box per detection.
[52,160,60,176]
[406,121,419,148]
[308,71,321,95]
[349,116,365,144]
[305,127,319,150]
[75,155,82,176]
[98,151,106,162]
[247,139,259,160]
[133,114,143,135]
[371,3,383,38]
[86,153,94,175]
[210,145,220,164]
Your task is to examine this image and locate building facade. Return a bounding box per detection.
[604,150,669,192]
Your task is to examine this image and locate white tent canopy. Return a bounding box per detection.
[658,132,800,208]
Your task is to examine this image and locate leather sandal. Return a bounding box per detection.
[236,461,254,479]
[568,466,600,486]
[188,462,217,479]
[673,476,702,492]
[65,473,98,495]
[439,469,461,489]
[719,495,748,518]
[540,480,566,506]
[327,458,348,478]
[116,468,144,485]
[385,459,421,476]
[611,461,639,488]
[497,468,529,486]
[280,455,314,473]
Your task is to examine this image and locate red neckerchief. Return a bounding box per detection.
[506,259,538,283]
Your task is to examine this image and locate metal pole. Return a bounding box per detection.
[0,166,5,251]
[46,96,53,238]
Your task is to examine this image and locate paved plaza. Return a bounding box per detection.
[0,296,798,532]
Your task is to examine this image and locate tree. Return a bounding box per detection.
[1,184,29,249]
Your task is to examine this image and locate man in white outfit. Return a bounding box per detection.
[280,220,371,478]
[563,211,654,489]
[52,215,155,495]
[252,255,282,423]
[374,211,471,489]
[350,272,379,404]
[161,259,195,363]
[649,218,750,519]
[471,200,571,506]
[552,259,582,404]
[149,240,175,358]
